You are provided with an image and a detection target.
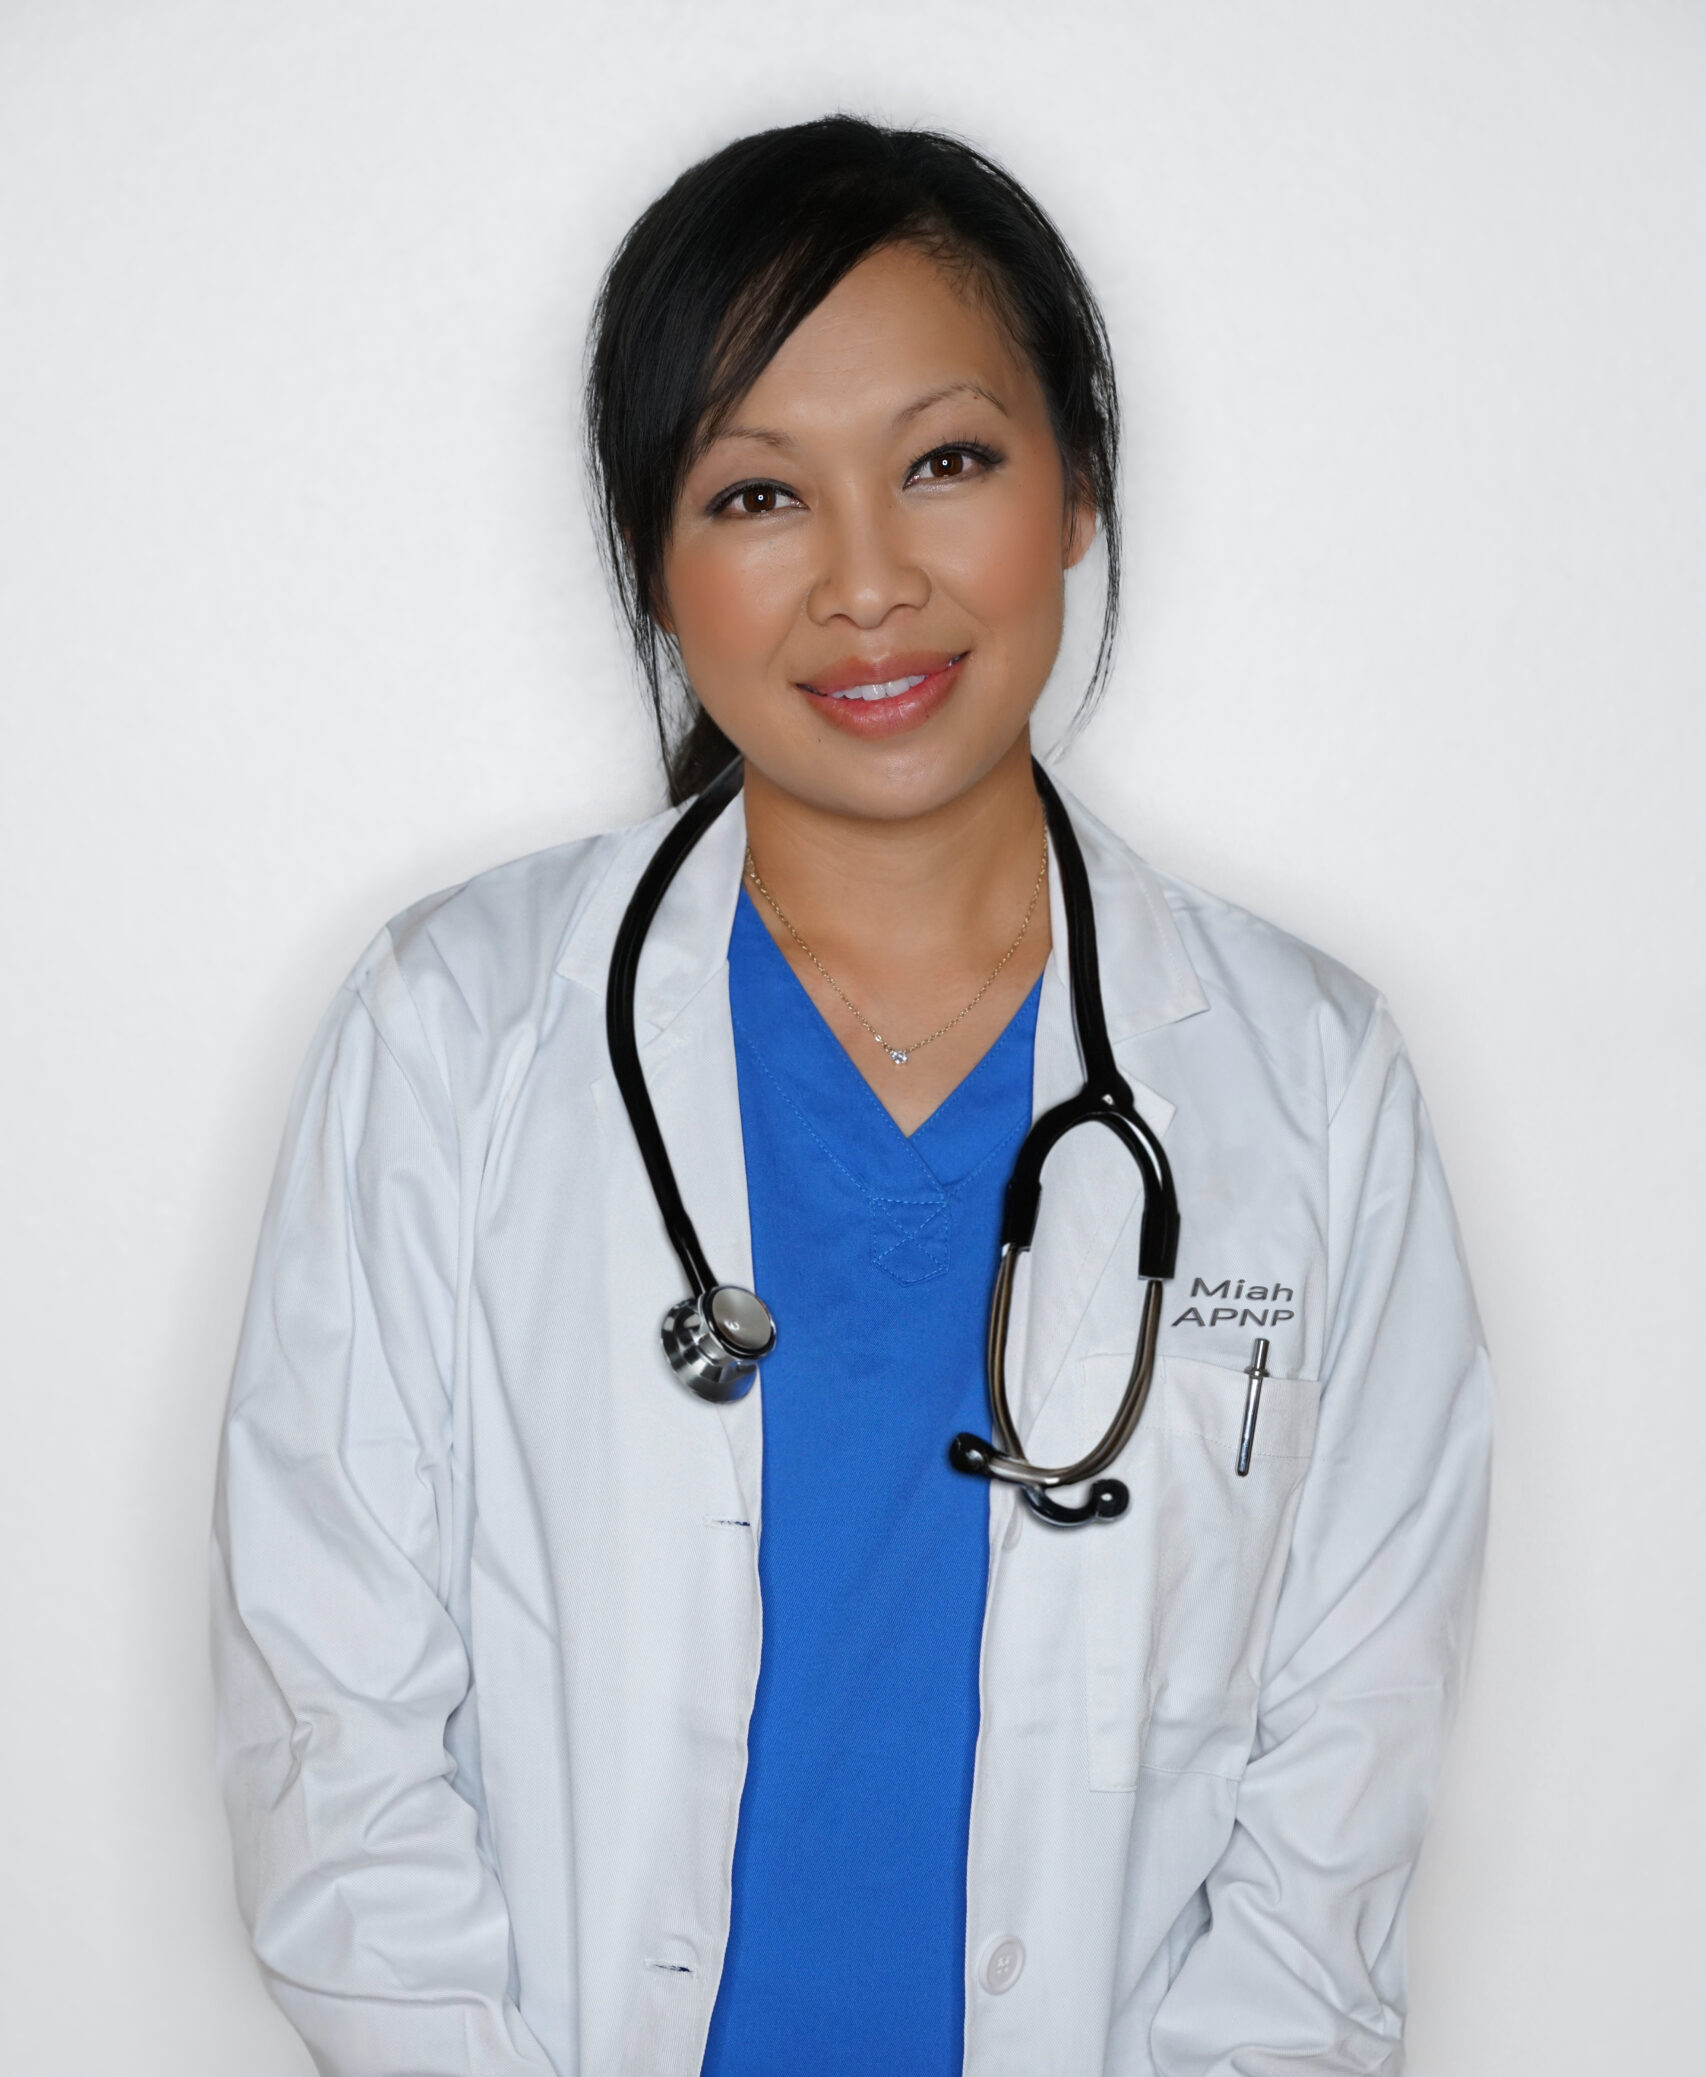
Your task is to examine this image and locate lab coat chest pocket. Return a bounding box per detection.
[1081,1352,1321,1791]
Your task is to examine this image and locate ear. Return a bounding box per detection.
[1063,493,1097,571]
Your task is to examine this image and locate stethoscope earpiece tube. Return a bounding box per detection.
[951,1275,1165,1522]
[1031,765,1126,1101]
[1032,764,1179,1283]
[607,759,776,1402]
[946,764,1179,1527]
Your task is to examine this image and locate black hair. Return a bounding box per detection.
[584,115,1121,803]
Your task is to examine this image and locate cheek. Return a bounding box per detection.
[934,479,1068,639]
[664,535,799,681]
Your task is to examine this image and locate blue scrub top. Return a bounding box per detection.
[701,891,1041,2075]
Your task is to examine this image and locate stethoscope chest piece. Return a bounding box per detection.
[662,1284,777,1402]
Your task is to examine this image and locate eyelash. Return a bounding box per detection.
[706,440,1004,517]
[907,439,1003,485]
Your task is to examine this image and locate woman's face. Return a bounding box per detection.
[660,243,1092,822]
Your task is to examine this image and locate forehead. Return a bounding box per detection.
[711,244,1038,440]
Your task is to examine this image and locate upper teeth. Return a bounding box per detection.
[824,673,929,701]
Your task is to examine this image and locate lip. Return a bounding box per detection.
[796,651,967,738]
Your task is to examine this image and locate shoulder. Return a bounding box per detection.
[1067,786,1390,1112]
[1163,866,1388,1106]
[342,808,676,1075]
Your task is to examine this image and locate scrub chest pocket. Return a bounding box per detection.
[1080,1352,1323,1792]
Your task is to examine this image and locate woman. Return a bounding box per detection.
[213,117,1491,2077]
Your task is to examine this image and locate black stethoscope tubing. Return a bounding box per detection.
[606,755,1179,1526]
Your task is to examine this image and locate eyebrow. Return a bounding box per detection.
[712,422,798,454]
[710,379,1011,457]
[892,379,1010,428]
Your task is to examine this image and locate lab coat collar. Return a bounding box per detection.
[553,771,1207,1046]
[555,788,751,1036]
[1037,780,1208,1043]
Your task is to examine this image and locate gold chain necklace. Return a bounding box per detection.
[743,832,1049,1067]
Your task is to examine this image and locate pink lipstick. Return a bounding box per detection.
[797,651,967,738]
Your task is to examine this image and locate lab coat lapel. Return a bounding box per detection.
[1007,779,1207,1443]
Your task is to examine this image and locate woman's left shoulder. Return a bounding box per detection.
[1071,787,1394,1108]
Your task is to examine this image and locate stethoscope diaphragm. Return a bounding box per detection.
[661,1284,777,1402]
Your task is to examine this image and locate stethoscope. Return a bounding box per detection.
[606,755,1180,1529]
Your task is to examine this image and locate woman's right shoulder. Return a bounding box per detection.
[334,808,676,1075]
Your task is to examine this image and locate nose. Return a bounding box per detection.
[805,494,929,629]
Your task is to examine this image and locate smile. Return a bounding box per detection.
[800,652,968,701]
[795,651,969,738]
[821,673,931,702]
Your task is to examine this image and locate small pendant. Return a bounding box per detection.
[889,1048,909,1066]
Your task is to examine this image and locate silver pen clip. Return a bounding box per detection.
[1236,1336,1269,1477]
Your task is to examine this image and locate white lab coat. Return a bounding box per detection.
[212,780,1491,2077]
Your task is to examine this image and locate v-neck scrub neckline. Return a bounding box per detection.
[700,893,1042,2075]
[729,885,1035,1154]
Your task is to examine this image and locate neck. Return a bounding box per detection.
[740,732,1047,967]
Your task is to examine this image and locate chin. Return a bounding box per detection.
[748,717,1036,824]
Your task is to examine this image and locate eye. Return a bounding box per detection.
[906,442,1001,488]
[710,479,800,518]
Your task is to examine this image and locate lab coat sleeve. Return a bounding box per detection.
[1148,1006,1493,2076]
[211,942,556,2077]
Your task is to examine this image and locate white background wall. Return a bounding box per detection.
[2,2,1702,2070]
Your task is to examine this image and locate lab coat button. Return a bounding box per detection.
[978,1934,1025,1994]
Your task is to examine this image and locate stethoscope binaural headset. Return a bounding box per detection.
[606,755,1180,1528]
